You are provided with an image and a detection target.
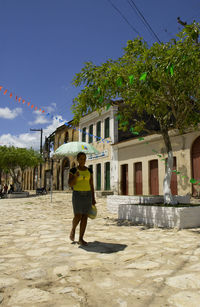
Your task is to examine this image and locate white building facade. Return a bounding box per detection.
[79,106,119,195]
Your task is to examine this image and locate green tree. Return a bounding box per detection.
[72,21,200,204]
[0,146,43,191]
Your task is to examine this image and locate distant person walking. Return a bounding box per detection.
[3,184,8,194]
[8,184,14,194]
[68,152,96,246]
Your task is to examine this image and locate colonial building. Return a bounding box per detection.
[78,104,129,195]
[22,120,79,191]
[112,127,200,197]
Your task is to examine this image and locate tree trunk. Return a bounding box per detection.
[10,169,22,192]
[161,129,178,205]
[14,182,22,192]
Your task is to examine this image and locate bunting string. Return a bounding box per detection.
[0,84,109,144]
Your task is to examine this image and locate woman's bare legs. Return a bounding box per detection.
[70,213,82,241]
[79,214,88,245]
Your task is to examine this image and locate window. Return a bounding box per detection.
[96,121,101,140]
[64,132,69,143]
[58,136,61,147]
[104,117,110,138]
[82,127,86,142]
[89,124,93,143]
[96,164,101,190]
[105,162,110,190]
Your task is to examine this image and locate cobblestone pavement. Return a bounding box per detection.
[1,192,200,307]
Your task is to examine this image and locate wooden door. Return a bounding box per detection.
[135,162,142,195]
[121,164,128,195]
[171,157,177,195]
[192,136,200,196]
[149,160,159,195]
[165,157,177,195]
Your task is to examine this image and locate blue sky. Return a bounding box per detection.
[0,0,199,150]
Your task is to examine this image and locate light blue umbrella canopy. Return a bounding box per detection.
[54,141,100,157]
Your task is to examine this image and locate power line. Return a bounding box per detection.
[107,0,141,36]
[127,0,161,43]
[126,0,151,38]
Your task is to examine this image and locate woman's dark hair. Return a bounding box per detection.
[77,152,86,160]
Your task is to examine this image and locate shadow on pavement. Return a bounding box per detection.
[78,240,127,253]
[187,230,200,235]
[104,218,152,229]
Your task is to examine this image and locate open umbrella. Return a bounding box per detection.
[54,141,100,157]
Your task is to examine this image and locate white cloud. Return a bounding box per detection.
[0,133,39,149]
[28,102,57,125]
[28,111,50,125]
[43,115,66,137]
[0,115,67,150]
[0,107,22,119]
[51,102,57,108]
[44,102,57,114]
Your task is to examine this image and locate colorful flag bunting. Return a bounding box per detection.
[0,79,199,181]
[99,96,104,103]
[106,104,111,110]
[170,64,174,76]
[129,75,134,84]
[116,77,123,87]
[140,72,147,81]
[190,178,198,183]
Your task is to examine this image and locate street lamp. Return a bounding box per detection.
[30,128,43,188]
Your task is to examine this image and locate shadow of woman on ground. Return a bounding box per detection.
[78,240,127,253]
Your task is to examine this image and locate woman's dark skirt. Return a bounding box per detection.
[72,190,92,215]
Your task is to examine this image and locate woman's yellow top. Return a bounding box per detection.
[69,167,92,191]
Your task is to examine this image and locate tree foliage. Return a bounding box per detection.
[71,21,200,203]
[0,146,43,185]
[72,21,200,149]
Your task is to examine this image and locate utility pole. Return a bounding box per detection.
[30,128,43,188]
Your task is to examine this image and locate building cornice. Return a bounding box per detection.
[79,106,118,125]
[112,126,200,149]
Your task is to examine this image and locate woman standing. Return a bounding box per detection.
[68,152,96,246]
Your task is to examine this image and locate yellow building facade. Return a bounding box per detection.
[22,121,79,191]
